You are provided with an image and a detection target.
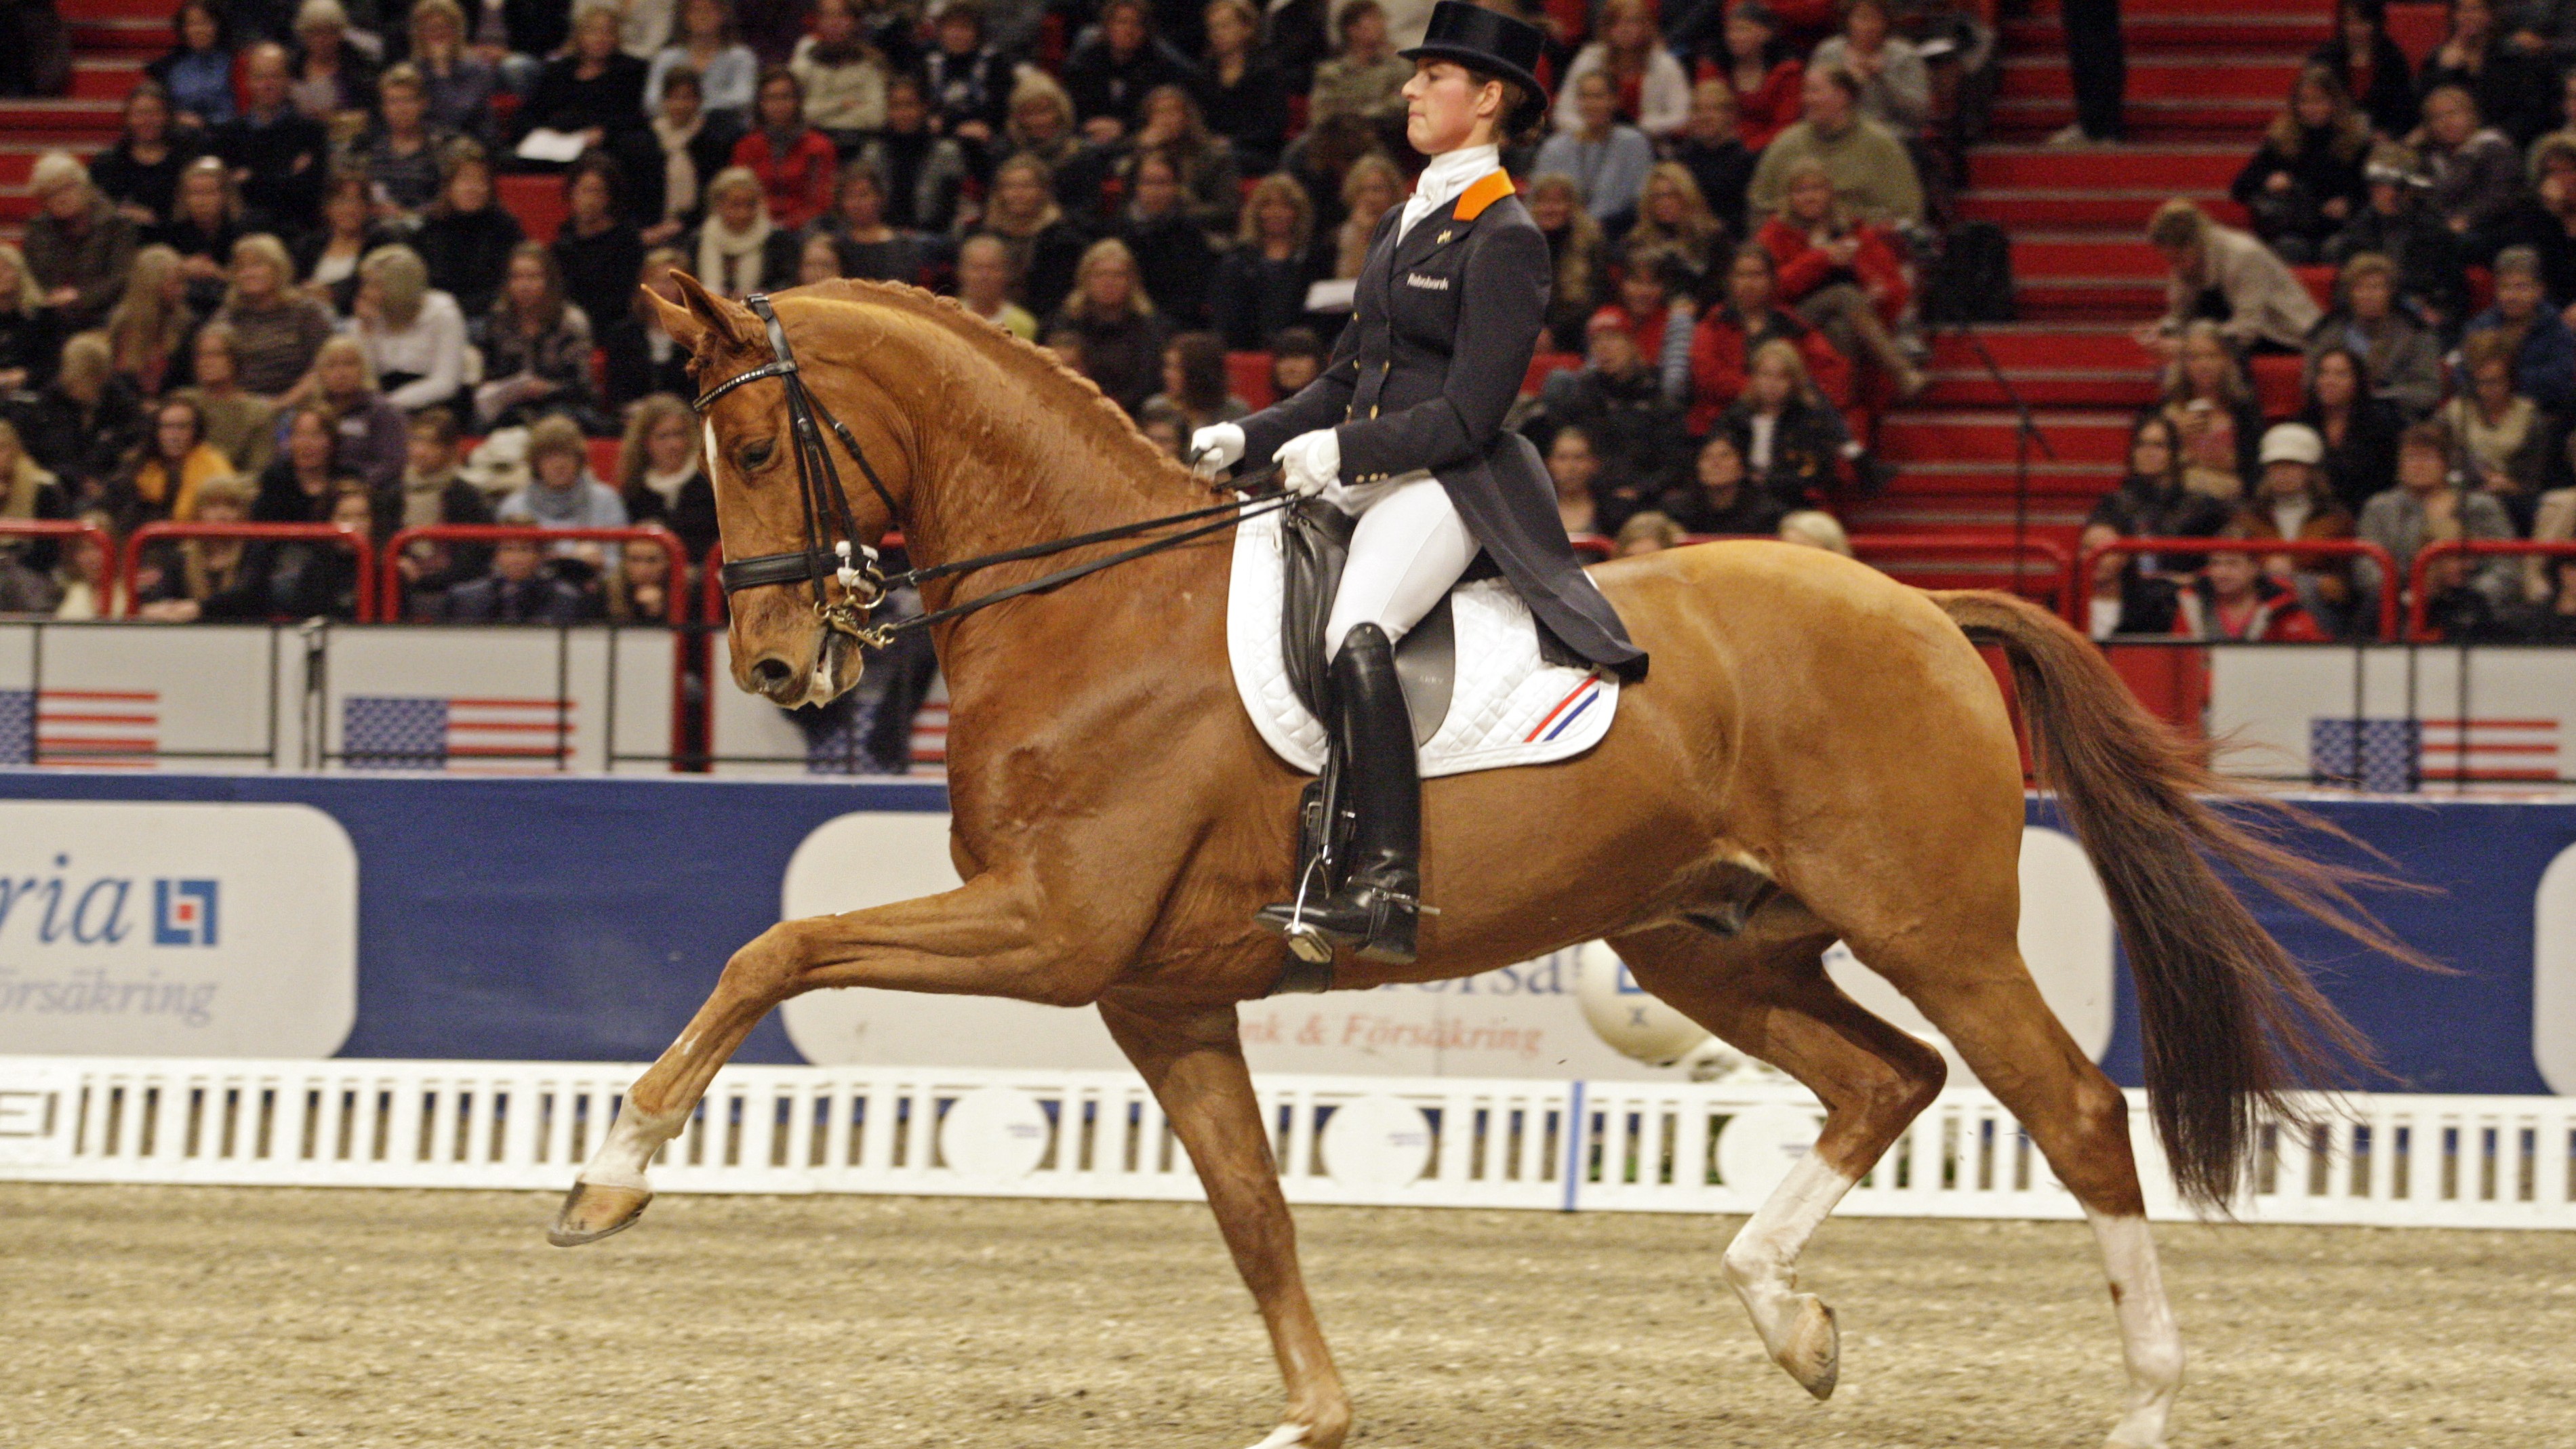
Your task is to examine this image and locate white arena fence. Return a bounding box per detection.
[1,1058,2569,1230]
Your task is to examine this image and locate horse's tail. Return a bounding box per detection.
[1931,589,2431,1210]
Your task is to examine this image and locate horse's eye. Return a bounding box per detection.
[740,438,776,470]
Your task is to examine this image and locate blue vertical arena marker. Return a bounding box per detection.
[1561,1080,1586,1212]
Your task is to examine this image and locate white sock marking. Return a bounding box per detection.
[1723,1153,1857,1349]
[2085,1208,2183,1448]
[578,1098,689,1191]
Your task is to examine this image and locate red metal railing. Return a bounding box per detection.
[0,518,117,611]
[2406,539,2576,640]
[701,542,729,626]
[381,526,689,624]
[2076,535,2400,642]
[121,523,376,622]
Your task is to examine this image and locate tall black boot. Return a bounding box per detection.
[1256,623,1421,965]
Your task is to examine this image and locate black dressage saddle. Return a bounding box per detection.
[1278,497,1457,746]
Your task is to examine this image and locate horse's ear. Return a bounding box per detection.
[654,268,753,357]
[642,277,706,354]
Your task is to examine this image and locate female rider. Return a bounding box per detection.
[1191,1,1647,968]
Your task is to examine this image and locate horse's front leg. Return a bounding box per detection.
[550,872,1104,1245]
[1099,993,1350,1449]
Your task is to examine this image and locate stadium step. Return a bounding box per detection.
[2010,234,2167,281]
[1958,188,2241,230]
[1925,324,2151,370]
[1843,502,2090,544]
[1967,145,2245,192]
[2000,14,2329,52]
[0,97,124,137]
[1920,364,2157,409]
[67,59,144,100]
[1868,459,2122,500]
[1995,55,2303,104]
[67,18,170,56]
[1991,96,2276,141]
[1876,409,2137,466]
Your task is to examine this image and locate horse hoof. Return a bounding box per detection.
[1241,1426,1308,1449]
[548,1180,652,1247]
[1773,1293,1839,1400]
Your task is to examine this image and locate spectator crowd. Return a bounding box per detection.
[2090,0,2576,643]
[0,0,1996,620]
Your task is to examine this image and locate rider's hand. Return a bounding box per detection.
[1275,430,1340,499]
[1188,422,1245,478]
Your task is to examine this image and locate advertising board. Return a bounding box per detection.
[0,801,358,1056]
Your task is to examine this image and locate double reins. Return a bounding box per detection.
[696,293,1282,648]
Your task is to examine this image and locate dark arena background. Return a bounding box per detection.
[5,0,2576,1443]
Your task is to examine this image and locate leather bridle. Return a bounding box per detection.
[695,293,1287,650]
[696,293,898,642]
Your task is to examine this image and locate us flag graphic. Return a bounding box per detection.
[0,689,161,767]
[2312,716,2561,790]
[2418,717,2560,785]
[342,695,573,772]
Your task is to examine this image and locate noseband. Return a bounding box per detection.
[696,293,900,642]
[696,291,1291,651]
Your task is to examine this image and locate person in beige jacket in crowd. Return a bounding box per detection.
[2136,198,2322,361]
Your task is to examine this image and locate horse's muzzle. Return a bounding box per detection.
[744,629,864,708]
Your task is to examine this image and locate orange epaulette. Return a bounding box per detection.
[1453,169,1517,222]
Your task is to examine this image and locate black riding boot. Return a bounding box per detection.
[1257,623,1422,965]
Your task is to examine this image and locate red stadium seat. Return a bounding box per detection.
[1523,352,1581,396]
[2250,353,2303,417]
[2293,265,2337,314]
[497,174,567,244]
[588,438,620,482]
[2385,3,2448,64]
[1228,350,1274,409]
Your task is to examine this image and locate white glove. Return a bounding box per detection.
[1188,422,1245,478]
[1274,428,1340,499]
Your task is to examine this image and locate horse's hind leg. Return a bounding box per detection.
[1607,922,1947,1400]
[1859,934,2184,1449]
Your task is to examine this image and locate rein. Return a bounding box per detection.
[696,292,1282,647]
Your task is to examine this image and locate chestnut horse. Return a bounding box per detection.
[550,277,2404,1449]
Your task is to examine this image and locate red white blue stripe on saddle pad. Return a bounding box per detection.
[1226,506,1620,777]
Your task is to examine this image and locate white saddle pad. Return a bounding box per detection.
[1227,506,1619,779]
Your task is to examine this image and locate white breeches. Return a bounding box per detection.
[1324,472,1479,657]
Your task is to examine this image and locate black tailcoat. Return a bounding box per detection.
[1237,172,1649,681]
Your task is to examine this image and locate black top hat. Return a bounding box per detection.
[1399,1,1550,126]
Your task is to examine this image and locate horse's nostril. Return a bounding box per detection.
[749,656,795,690]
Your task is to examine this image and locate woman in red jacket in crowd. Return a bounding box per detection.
[1687,240,1850,433]
[1758,157,1921,398]
[730,67,839,232]
[1708,1,1805,151]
